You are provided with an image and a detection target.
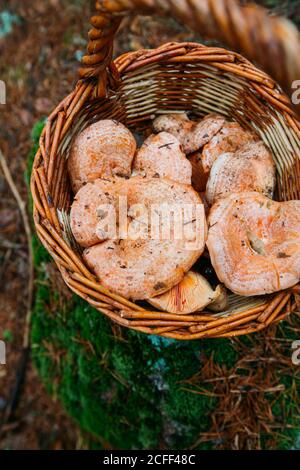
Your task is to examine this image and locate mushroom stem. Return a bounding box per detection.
[208,285,228,312]
[148,271,227,314]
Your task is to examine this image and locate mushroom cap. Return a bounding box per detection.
[207,192,300,296]
[154,113,225,154]
[132,132,192,184]
[68,119,136,193]
[206,142,275,206]
[201,121,259,174]
[83,177,207,300]
[182,114,225,154]
[153,113,193,141]
[148,271,227,314]
[70,177,125,248]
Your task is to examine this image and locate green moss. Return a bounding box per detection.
[201,338,238,368]
[2,329,13,342]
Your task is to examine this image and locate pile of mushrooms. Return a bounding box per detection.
[68,113,300,314]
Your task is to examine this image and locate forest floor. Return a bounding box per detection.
[0,0,299,450]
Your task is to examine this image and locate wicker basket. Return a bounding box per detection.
[31,0,300,340]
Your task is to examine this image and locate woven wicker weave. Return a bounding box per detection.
[31,0,300,340]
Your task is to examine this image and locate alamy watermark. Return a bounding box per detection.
[0,80,6,105]
[292,340,300,366]
[0,340,6,365]
[292,80,300,105]
[94,197,205,251]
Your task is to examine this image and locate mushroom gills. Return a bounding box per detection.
[148,271,228,314]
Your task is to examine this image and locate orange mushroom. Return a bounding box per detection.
[206,142,275,206]
[153,113,225,154]
[70,177,125,248]
[68,119,136,193]
[132,132,192,184]
[201,121,259,175]
[81,177,207,300]
[148,271,228,314]
[207,192,300,296]
[153,112,193,142]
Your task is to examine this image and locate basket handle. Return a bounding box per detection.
[79,0,300,104]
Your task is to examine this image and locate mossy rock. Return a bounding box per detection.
[31,283,219,449]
